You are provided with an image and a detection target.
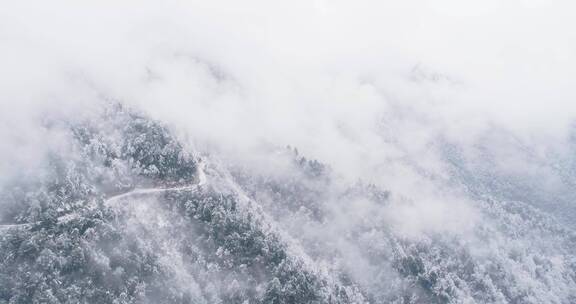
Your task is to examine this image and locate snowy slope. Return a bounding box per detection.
[1,103,575,303]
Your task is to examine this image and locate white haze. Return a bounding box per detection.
[1,0,576,259]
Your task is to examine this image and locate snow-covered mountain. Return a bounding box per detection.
[2,1,576,303]
[1,103,575,304]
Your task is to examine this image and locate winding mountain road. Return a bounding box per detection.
[0,162,207,232]
[0,185,200,233]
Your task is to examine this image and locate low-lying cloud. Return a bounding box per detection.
[2,0,576,264]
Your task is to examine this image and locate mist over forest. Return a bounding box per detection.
[1,1,576,303]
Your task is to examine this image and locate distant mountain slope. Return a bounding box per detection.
[1,103,575,304]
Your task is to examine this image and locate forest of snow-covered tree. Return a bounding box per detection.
[2,1,576,303]
[1,101,576,303]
